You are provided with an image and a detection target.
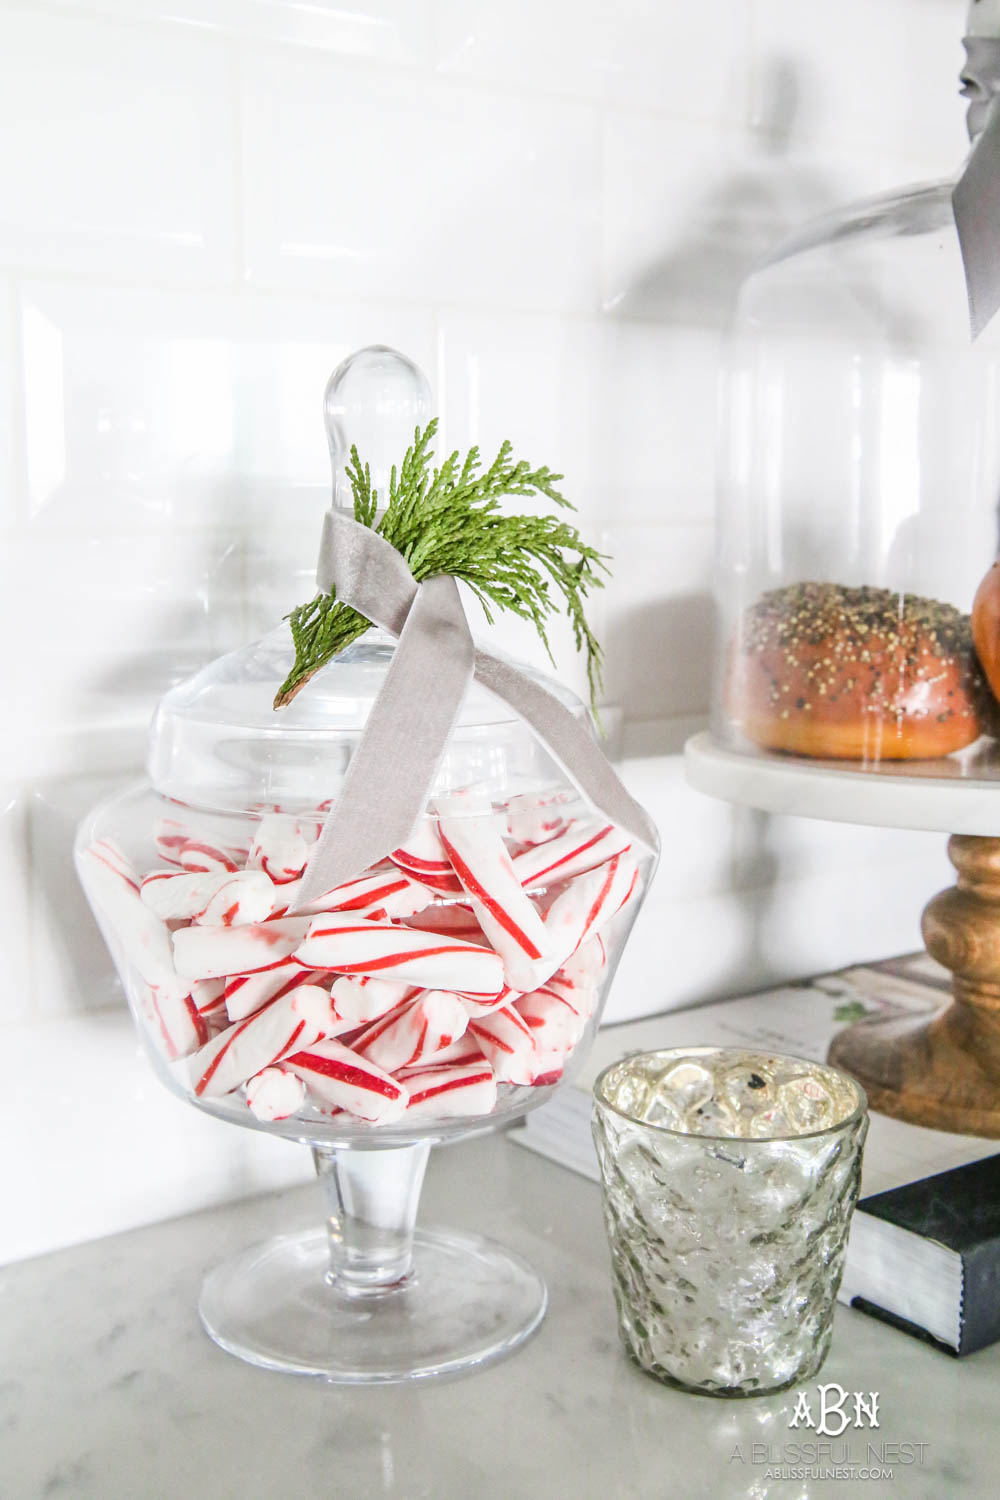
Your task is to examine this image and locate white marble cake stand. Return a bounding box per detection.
[685,730,1000,1136]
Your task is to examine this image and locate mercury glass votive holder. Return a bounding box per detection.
[592,1046,867,1397]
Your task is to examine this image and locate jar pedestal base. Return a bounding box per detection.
[199,1224,547,1382]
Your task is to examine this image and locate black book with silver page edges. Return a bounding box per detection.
[845,1153,1000,1357]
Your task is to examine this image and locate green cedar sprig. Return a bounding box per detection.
[274,420,607,709]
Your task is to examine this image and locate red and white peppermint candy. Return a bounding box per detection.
[191,977,227,1020]
[293,916,504,998]
[278,868,432,921]
[404,901,485,940]
[285,1039,408,1124]
[79,840,191,1007]
[543,851,640,968]
[178,840,241,875]
[467,1004,537,1084]
[456,982,522,1018]
[245,1066,306,1122]
[545,973,599,1021]
[224,958,323,1022]
[513,986,586,1055]
[188,986,329,1097]
[557,934,607,987]
[425,1035,489,1067]
[438,813,559,994]
[504,790,574,846]
[247,814,311,885]
[511,821,631,892]
[138,980,208,1060]
[328,974,414,1025]
[173,916,313,981]
[389,819,462,894]
[353,990,468,1074]
[140,869,230,922]
[398,1060,497,1120]
[194,870,279,927]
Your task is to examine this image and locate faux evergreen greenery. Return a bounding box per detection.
[274,420,606,709]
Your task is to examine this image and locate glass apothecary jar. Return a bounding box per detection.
[75,347,656,1381]
[714,179,1000,773]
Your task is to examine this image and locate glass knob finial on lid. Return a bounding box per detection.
[324,345,432,515]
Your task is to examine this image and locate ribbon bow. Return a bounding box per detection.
[292,511,659,909]
[954,35,1000,339]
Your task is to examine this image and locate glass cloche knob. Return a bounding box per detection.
[324,345,432,515]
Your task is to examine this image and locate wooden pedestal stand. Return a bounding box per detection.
[685,733,1000,1137]
[829,835,1000,1135]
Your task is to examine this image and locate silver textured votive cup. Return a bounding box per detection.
[592,1046,868,1397]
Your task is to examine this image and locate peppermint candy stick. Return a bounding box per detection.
[354,991,468,1074]
[438,814,559,994]
[514,987,586,1054]
[188,985,330,1097]
[511,821,631,891]
[79,840,191,1006]
[178,841,241,875]
[293,916,504,999]
[468,1004,537,1084]
[557,934,607,987]
[224,958,325,1022]
[247,814,311,885]
[152,816,245,872]
[457,983,522,1018]
[404,902,486,939]
[140,869,231,922]
[397,1060,497,1121]
[194,871,281,927]
[278,868,431,921]
[389,820,462,894]
[192,978,227,1020]
[504,790,574,846]
[138,981,208,1060]
[173,917,313,981]
[544,851,640,968]
[329,975,414,1025]
[545,973,599,1021]
[425,1035,489,1067]
[285,1039,408,1124]
[245,1067,306,1122]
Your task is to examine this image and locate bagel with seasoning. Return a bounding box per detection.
[728,581,988,760]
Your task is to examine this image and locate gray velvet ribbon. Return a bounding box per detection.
[292,511,659,909]
[954,36,1000,339]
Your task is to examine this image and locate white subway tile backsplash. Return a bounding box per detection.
[0,1010,312,1265]
[433,0,750,123]
[1,530,244,732]
[597,319,720,519]
[240,55,602,311]
[751,0,968,172]
[0,276,14,524]
[0,9,234,282]
[437,310,606,514]
[0,787,33,1025]
[19,280,434,532]
[51,0,432,65]
[599,521,715,723]
[29,773,134,1020]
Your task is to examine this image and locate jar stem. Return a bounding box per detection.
[312,1141,431,1293]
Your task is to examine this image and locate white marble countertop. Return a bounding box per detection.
[2,1128,997,1500]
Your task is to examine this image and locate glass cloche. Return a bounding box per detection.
[712,11,1000,778]
[75,346,657,1380]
